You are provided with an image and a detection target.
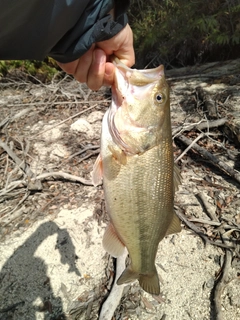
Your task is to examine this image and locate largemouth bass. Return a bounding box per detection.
[93,59,181,295]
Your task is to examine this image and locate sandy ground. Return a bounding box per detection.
[0,60,240,319]
[0,200,239,320]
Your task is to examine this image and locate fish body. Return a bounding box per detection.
[93,59,181,295]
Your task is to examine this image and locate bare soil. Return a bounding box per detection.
[0,60,239,320]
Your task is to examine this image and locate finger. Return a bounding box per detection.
[114,25,135,67]
[103,62,115,87]
[97,24,135,68]
[87,48,106,91]
[74,45,95,83]
[56,59,79,74]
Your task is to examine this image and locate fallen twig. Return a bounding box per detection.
[5,99,110,107]
[6,191,30,217]
[99,249,128,320]
[196,192,219,222]
[65,145,100,162]
[196,118,227,131]
[0,116,10,129]
[75,150,100,165]
[0,140,33,178]
[190,178,234,191]
[175,134,240,184]
[0,301,25,313]
[211,233,233,320]
[1,205,28,226]
[172,118,227,137]
[175,133,204,162]
[0,180,27,196]
[35,171,93,185]
[175,207,234,250]
[189,218,240,232]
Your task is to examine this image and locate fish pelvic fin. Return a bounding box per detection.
[165,212,181,236]
[117,266,160,295]
[102,223,125,258]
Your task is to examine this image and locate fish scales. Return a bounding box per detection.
[93,59,181,295]
[103,139,174,270]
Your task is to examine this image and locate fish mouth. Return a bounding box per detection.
[108,61,140,154]
[111,58,165,111]
[108,84,130,153]
[108,59,166,154]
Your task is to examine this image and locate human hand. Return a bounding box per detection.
[57,23,135,90]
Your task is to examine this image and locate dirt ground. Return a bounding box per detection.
[0,60,240,320]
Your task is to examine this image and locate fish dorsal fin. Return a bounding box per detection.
[102,223,125,258]
[92,154,103,186]
[165,212,181,236]
[173,164,181,192]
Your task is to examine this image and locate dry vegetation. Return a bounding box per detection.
[0,59,240,319]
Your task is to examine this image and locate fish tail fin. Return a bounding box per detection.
[139,268,160,295]
[117,266,139,285]
[117,266,160,295]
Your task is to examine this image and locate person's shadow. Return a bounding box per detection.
[0,221,81,320]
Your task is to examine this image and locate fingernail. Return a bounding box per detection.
[94,50,106,64]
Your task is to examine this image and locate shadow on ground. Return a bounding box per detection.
[0,221,80,320]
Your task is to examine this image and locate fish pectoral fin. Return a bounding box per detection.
[102,223,125,258]
[139,269,160,295]
[165,212,181,236]
[117,266,139,285]
[92,154,103,186]
[108,144,127,165]
[173,164,181,192]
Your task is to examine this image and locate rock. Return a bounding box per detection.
[70,118,95,138]
[206,278,215,289]
[50,143,69,159]
[87,111,104,123]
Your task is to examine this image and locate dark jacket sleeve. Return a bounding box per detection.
[0,0,129,63]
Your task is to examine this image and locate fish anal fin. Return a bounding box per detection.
[92,154,103,186]
[174,164,181,192]
[108,145,127,165]
[139,268,160,295]
[102,223,125,258]
[165,212,181,236]
[117,266,139,285]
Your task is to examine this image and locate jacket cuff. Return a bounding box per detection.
[50,0,130,63]
[92,12,128,42]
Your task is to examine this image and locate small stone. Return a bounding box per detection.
[206,278,215,288]
[70,118,95,138]
[87,111,104,123]
[229,295,240,307]
[214,255,221,265]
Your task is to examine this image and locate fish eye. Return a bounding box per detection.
[154,92,164,104]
